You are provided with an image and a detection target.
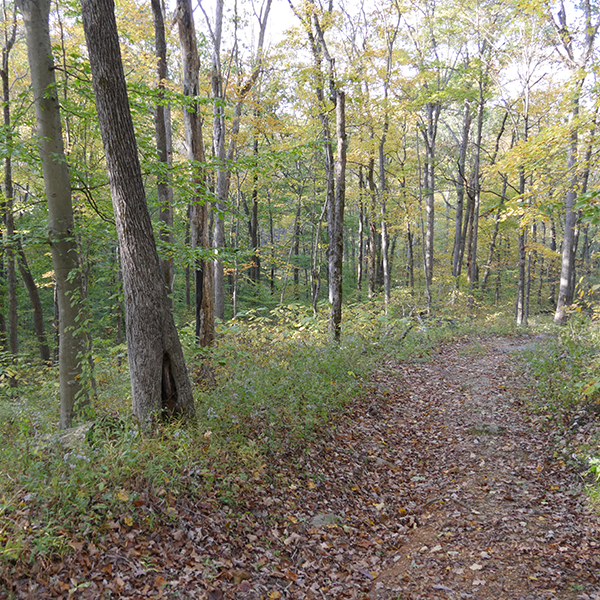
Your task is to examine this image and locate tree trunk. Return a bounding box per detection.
[249,118,261,284]
[151,0,174,304]
[549,219,557,304]
[554,90,582,324]
[452,99,471,277]
[357,167,364,297]
[1,67,18,365]
[516,226,527,325]
[16,237,50,362]
[209,0,271,319]
[81,0,195,425]
[379,120,390,308]
[329,91,346,342]
[467,78,485,292]
[185,204,191,309]
[1,19,17,367]
[19,0,88,429]
[267,190,276,295]
[366,158,377,298]
[176,0,214,346]
[406,225,414,290]
[422,101,440,289]
[293,197,301,295]
[481,178,507,293]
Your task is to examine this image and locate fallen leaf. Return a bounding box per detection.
[284,532,301,546]
[469,563,483,571]
[232,569,252,584]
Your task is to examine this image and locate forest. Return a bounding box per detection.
[1,0,600,597]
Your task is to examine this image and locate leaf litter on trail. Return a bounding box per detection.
[1,336,598,600]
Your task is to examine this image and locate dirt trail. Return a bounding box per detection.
[5,336,599,599]
[366,336,599,600]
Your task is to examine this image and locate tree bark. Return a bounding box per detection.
[151,0,175,303]
[379,123,390,308]
[550,0,599,323]
[81,0,195,425]
[210,0,226,320]
[366,158,377,298]
[16,236,50,362]
[554,90,581,324]
[18,0,88,428]
[329,90,346,342]
[176,0,214,347]
[421,101,440,289]
[452,99,471,277]
[249,116,261,283]
[357,167,364,297]
[1,40,18,364]
[208,0,271,319]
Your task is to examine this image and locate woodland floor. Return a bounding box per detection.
[3,335,600,599]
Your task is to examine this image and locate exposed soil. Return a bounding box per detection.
[364,336,599,600]
[2,335,599,599]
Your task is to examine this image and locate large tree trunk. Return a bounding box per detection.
[176,0,214,347]
[81,0,194,425]
[18,0,88,429]
[151,0,174,303]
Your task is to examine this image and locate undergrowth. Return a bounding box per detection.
[521,310,600,509]
[0,292,545,567]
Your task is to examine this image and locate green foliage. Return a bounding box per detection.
[524,316,599,416]
[0,292,507,567]
[520,313,600,505]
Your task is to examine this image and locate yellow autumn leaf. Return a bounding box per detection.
[307,481,316,490]
[117,490,129,501]
[123,515,133,526]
